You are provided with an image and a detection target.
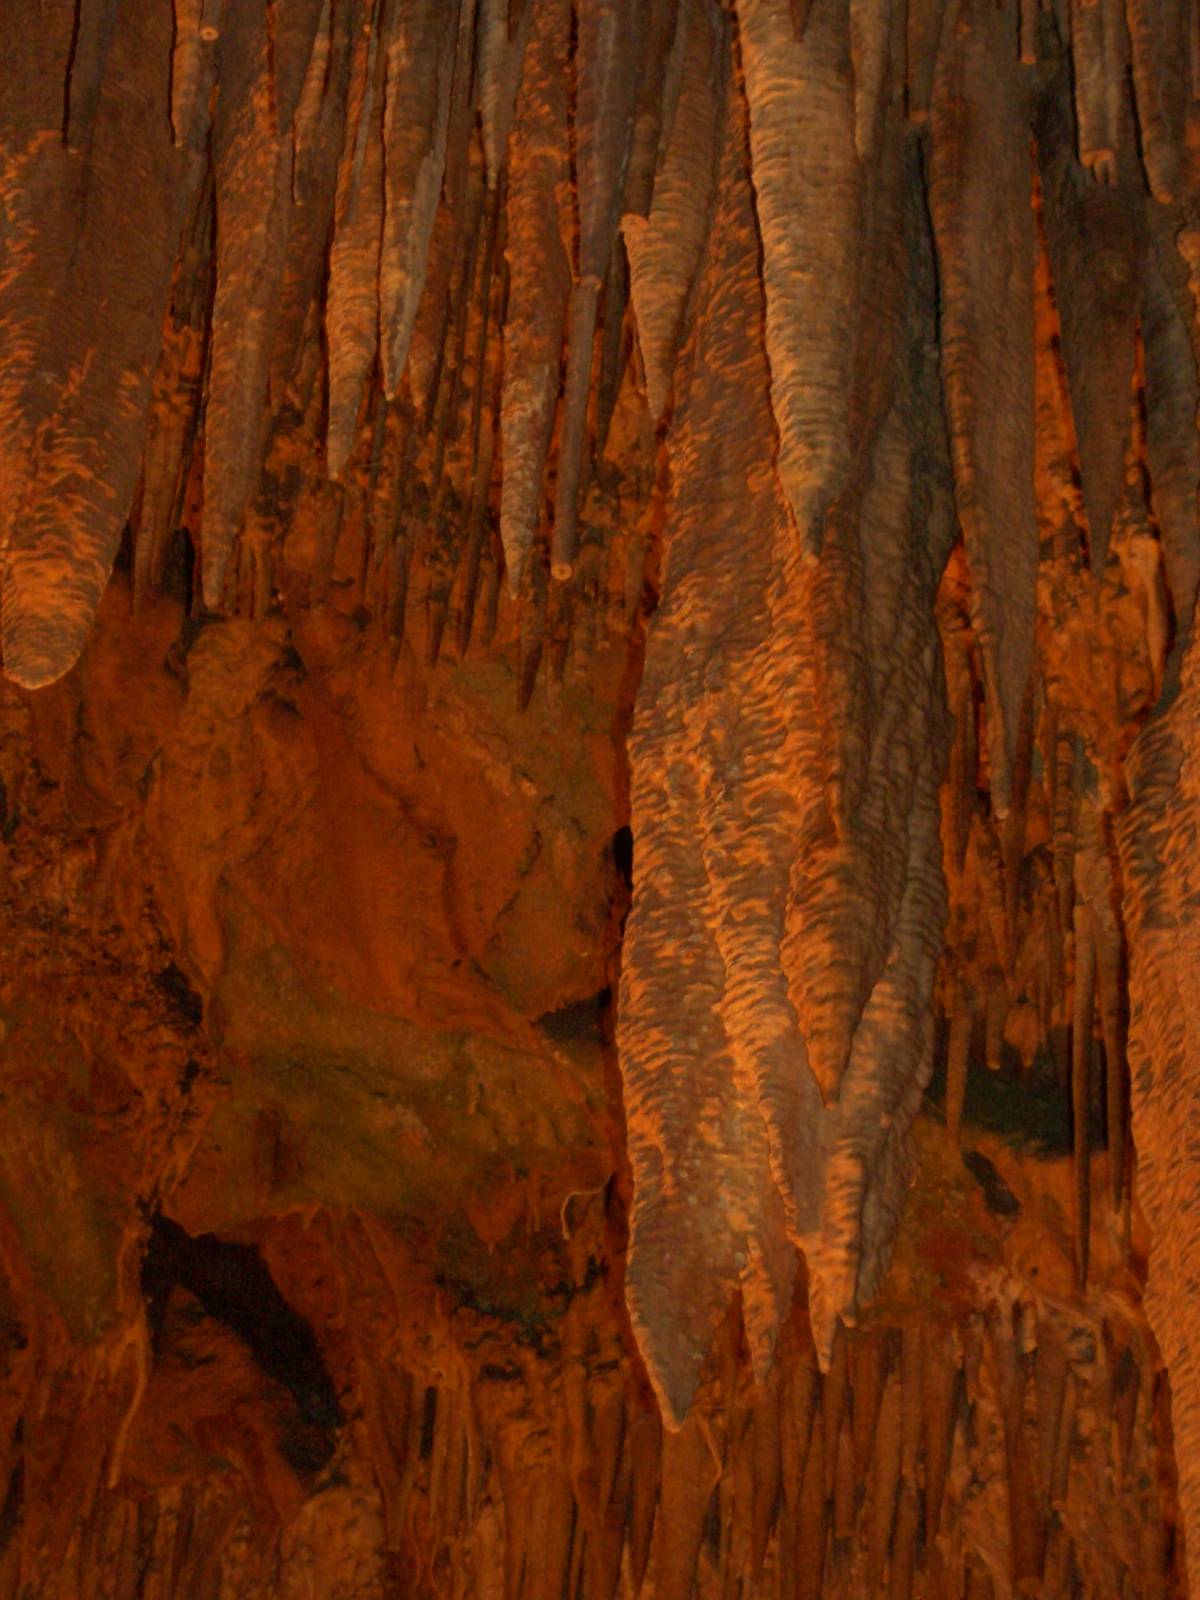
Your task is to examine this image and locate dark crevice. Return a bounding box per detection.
[419,1386,438,1461]
[535,989,610,1045]
[0,1424,22,1558]
[152,962,204,1029]
[962,1149,1021,1217]
[141,1214,341,1474]
[610,824,633,892]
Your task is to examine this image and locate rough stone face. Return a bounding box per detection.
[0,0,1199,1594]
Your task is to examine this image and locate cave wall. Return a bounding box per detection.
[1,0,1200,1595]
[0,581,1185,1596]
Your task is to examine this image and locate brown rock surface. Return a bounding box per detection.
[0,0,1199,1594]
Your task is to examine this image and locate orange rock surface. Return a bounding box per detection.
[0,0,1199,1594]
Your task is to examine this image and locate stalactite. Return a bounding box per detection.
[1095,897,1128,1211]
[951,681,977,873]
[849,1328,887,1479]
[1119,627,1200,1598]
[453,168,505,655]
[63,1,118,152]
[849,0,892,162]
[826,1410,850,1545]
[272,17,354,403]
[945,999,973,1145]
[498,0,571,591]
[929,0,1037,819]
[820,1326,847,1498]
[593,253,631,464]
[170,0,222,149]
[618,69,809,1422]
[1114,1342,1140,1480]
[734,0,861,561]
[324,1,385,480]
[0,0,203,687]
[291,0,331,198]
[656,1412,719,1599]
[750,1374,781,1577]
[866,1368,902,1590]
[1141,243,1200,654]
[779,1332,819,1522]
[922,1327,959,1544]
[378,0,457,399]
[623,0,682,221]
[1001,681,1035,963]
[625,1406,661,1593]
[985,978,1010,1075]
[478,0,533,192]
[796,1406,828,1600]
[428,165,485,501]
[1018,0,1038,65]
[202,0,327,608]
[775,98,953,1355]
[1035,1320,1068,1520]
[992,1312,1044,1593]
[904,0,941,122]
[1,13,1197,1594]
[1036,72,1139,578]
[134,178,213,607]
[1072,901,1095,1293]
[1125,0,1179,202]
[1070,0,1115,180]
[550,0,644,580]
[621,0,723,426]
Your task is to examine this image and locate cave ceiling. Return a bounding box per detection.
[1,0,1200,1595]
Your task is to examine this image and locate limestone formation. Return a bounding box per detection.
[0,0,1199,1594]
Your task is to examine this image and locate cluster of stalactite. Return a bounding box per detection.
[0,586,1185,1600]
[5,0,1200,1588]
[0,1193,1184,1600]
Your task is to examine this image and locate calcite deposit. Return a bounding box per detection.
[1,0,1200,1594]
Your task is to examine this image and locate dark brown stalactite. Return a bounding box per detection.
[929,0,1037,820]
[134,171,214,608]
[171,0,222,150]
[202,0,327,609]
[0,0,203,687]
[1072,901,1095,1292]
[379,0,456,400]
[1142,239,1200,656]
[550,0,643,581]
[63,0,118,152]
[498,0,571,591]
[622,0,724,427]
[324,0,384,481]
[1036,66,1140,578]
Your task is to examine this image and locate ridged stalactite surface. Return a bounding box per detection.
[733,0,862,563]
[1122,660,1200,1599]
[619,28,956,1410]
[618,69,809,1425]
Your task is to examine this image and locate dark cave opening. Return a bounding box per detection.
[140,1213,342,1474]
